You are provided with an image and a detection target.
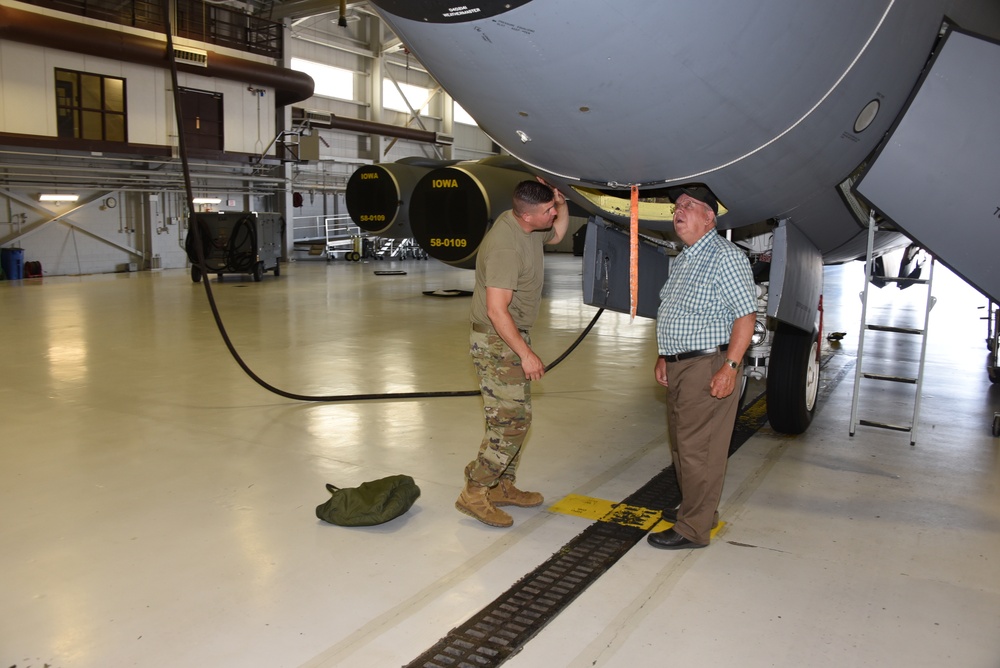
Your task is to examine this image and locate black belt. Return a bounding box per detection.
[472,322,528,335]
[663,344,728,363]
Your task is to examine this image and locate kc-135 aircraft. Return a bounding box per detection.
[354,0,1000,434]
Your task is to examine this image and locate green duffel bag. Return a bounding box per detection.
[316,474,421,527]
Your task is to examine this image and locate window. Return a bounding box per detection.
[55,69,127,142]
[291,58,353,100]
[383,81,432,115]
[454,102,478,126]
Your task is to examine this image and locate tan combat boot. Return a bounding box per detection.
[488,478,544,508]
[456,482,513,527]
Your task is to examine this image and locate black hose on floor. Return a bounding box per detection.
[163,15,604,402]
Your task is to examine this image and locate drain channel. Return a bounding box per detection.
[405,467,679,668]
[405,358,854,668]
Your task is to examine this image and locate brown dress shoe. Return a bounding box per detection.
[456,482,513,527]
[487,478,544,507]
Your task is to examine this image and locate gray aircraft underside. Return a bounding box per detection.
[368,0,1000,304]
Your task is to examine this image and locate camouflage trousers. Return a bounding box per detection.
[465,328,532,487]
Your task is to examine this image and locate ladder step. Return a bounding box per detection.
[861,372,918,384]
[865,324,925,335]
[882,276,930,285]
[859,419,912,432]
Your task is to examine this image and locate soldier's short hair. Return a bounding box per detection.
[512,180,554,216]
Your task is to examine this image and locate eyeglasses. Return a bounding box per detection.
[674,198,708,213]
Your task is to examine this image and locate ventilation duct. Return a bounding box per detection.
[304,109,332,124]
[173,46,208,67]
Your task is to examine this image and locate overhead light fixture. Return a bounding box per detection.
[39,194,79,202]
[192,197,222,204]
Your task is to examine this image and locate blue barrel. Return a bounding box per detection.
[1,248,25,280]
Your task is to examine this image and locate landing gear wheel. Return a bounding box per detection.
[989,352,999,384]
[191,265,202,283]
[253,261,264,282]
[273,261,281,277]
[993,413,1000,437]
[766,323,820,434]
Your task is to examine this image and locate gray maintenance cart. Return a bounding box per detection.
[186,211,284,282]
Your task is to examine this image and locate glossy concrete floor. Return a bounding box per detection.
[2,252,998,668]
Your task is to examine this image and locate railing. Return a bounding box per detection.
[325,215,361,244]
[175,0,282,58]
[291,214,328,244]
[26,0,165,31]
[20,0,282,59]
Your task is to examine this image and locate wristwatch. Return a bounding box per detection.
[724,358,739,369]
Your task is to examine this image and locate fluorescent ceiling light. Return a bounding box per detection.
[39,193,79,202]
[192,197,222,204]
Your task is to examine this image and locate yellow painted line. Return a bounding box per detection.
[550,493,726,537]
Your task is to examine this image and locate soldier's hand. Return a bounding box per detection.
[521,351,546,381]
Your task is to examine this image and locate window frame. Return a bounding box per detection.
[55,67,128,144]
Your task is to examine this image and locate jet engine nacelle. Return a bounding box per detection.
[345,158,458,239]
[408,159,532,269]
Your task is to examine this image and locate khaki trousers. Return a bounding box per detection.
[666,351,741,544]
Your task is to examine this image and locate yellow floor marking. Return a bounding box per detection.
[548,494,617,521]
[649,518,727,539]
[550,493,726,537]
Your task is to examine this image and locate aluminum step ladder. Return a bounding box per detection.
[849,212,935,445]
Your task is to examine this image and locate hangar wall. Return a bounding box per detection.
[0,2,501,277]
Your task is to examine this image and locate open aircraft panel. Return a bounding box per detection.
[855,28,1000,301]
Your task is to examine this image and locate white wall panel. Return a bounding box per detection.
[0,42,276,151]
[1,42,49,135]
[123,63,166,145]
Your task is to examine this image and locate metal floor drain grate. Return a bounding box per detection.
[405,469,677,668]
[406,381,812,668]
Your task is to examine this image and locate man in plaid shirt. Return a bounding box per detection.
[647,185,757,550]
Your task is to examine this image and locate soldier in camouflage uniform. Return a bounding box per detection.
[456,179,569,527]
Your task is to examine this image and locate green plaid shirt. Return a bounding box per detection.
[656,231,757,356]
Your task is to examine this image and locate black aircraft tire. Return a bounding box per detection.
[191,265,202,283]
[988,352,999,385]
[253,262,264,282]
[766,323,820,434]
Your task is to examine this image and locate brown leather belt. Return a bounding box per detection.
[662,344,728,363]
[472,322,528,335]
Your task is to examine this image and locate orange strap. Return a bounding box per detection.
[629,185,639,320]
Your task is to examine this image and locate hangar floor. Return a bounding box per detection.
[2,252,998,668]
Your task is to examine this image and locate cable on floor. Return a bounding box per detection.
[163,24,604,403]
